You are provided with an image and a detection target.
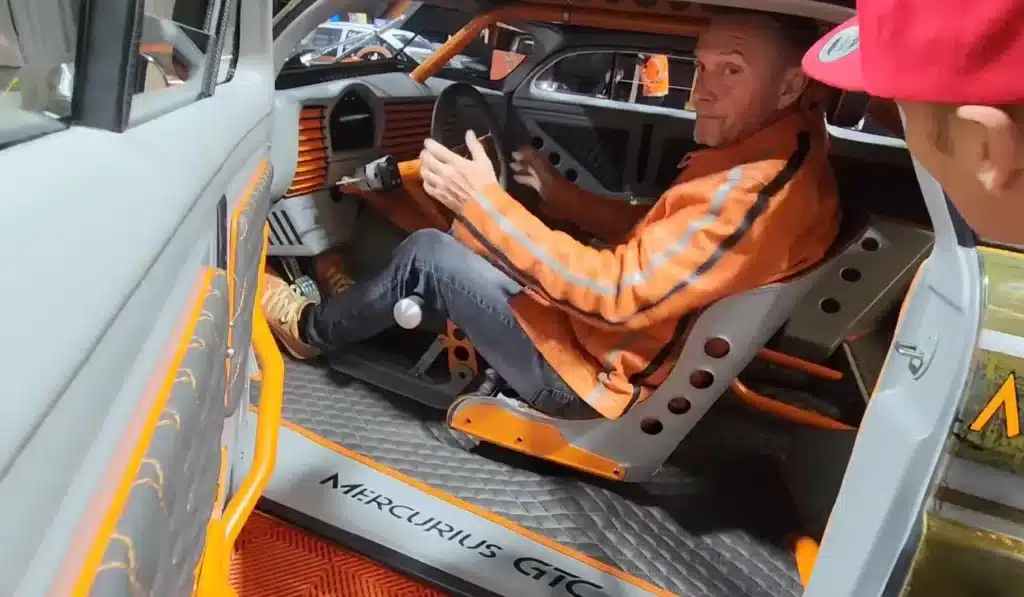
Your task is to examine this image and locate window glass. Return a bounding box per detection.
[134,0,215,95]
[294,13,413,64]
[533,51,695,109]
[534,49,901,139]
[130,0,239,122]
[0,0,80,146]
[288,8,534,84]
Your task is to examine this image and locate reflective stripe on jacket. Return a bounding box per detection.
[452,110,840,419]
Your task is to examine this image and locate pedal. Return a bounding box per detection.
[277,256,304,282]
[293,275,322,304]
[273,256,322,304]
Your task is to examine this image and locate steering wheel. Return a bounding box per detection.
[430,83,509,188]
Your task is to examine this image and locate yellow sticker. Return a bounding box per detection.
[969,373,1020,438]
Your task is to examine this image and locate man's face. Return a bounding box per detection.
[900,101,1024,244]
[691,19,798,146]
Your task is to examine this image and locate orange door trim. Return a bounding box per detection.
[226,159,272,407]
[195,237,284,596]
[68,269,214,597]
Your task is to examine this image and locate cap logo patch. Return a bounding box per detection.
[818,25,859,62]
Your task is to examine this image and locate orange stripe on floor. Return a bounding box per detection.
[230,512,449,596]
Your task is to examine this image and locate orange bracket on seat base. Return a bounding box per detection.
[451,402,625,480]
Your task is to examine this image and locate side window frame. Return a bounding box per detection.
[527,48,698,113]
[126,0,239,127]
[0,0,238,148]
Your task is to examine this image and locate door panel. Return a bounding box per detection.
[0,1,275,595]
[227,159,274,415]
[804,157,984,597]
[87,268,229,597]
[510,50,699,201]
[512,95,697,199]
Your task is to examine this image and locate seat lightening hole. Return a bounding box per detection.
[667,397,692,414]
[689,369,714,389]
[820,298,841,314]
[640,417,663,435]
[704,337,730,358]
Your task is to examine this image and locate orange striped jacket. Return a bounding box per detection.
[452,110,840,419]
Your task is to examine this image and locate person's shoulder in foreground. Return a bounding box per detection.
[802,0,1024,245]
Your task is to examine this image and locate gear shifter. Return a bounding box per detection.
[393,296,424,329]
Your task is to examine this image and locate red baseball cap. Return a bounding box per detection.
[802,0,1024,104]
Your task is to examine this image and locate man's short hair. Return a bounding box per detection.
[764,13,825,64]
[710,9,824,66]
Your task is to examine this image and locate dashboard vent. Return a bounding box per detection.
[268,210,302,247]
[285,105,329,198]
[380,101,433,162]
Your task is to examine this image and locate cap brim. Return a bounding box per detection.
[802,17,865,92]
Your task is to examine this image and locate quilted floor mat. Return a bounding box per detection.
[276,359,804,597]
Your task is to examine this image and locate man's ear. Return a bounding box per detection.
[777,67,809,111]
[955,105,1021,194]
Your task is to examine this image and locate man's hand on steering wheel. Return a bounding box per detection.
[420,130,498,215]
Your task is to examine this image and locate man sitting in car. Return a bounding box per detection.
[261,11,841,420]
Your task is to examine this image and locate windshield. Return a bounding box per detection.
[289,7,427,66]
[285,5,535,86]
[288,8,500,77]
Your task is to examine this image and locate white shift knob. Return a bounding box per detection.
[393,296,424,329]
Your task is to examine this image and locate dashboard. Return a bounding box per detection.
[271,73,447,199]
[270,71,507,201]
[263,65,925,264]
[270,71,912,202]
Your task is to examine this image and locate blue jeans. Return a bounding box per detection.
[303,229,600,419]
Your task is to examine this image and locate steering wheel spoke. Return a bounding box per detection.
[429,83,508,189]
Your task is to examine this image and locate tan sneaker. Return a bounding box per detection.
[262,274,319,359]
[313,251,354,297]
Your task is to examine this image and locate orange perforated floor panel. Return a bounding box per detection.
[230,511,451,597]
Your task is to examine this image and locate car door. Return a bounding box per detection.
[0,1,276,596]
[805,151,987,594]
[509,44,701,204]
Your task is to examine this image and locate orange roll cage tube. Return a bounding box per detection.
[757,348,844,381]
[730,379,854,431]
[195,255,285,596]
[410,4,706,83]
